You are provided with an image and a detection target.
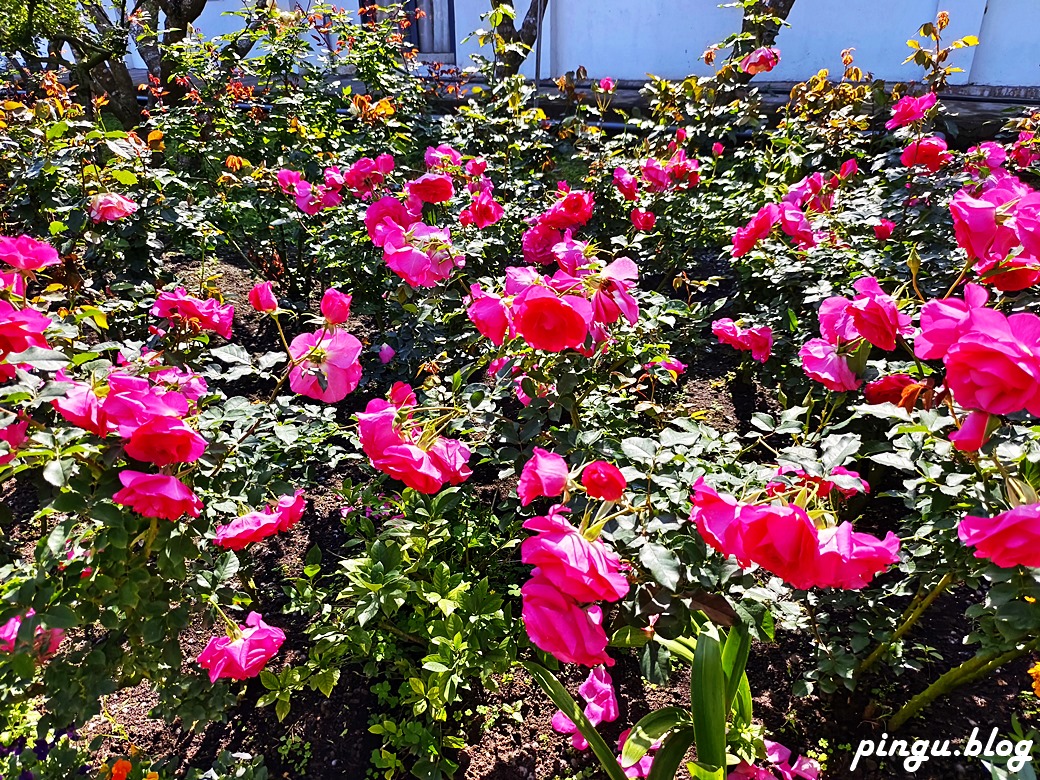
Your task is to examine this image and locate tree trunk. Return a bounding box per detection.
[158,0,209,101]
[741,0,796,47]
[491,0,549,78]
[732,0,797,83]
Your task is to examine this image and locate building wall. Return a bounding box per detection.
[138,0,1040,91]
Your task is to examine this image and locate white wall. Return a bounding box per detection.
[136,0,1040,90]
[970,0,1040,87]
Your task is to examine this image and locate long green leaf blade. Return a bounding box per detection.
[690,626,727,775]
[522,661,629,780]
[646,725,696,780]
[721,622,751,713]
[620,706,690,767]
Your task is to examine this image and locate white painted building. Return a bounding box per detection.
[151,0,1040,92]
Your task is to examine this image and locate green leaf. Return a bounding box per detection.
[43,458,75,487]
[611,625,651,648]
[213,551,240,583]
[7,347,70,372]
[522,662,629,780]
[108,169,139,186]
[40,604,78,629]
[313,668,340,697]
[423,661,451,673]
[721,622,751,713]
[621,437,659,466]
[690,626,727,775]
[621,707,689,768]
[275,695,291,722]
[209,345,252,365]
[646,726,696,780]
[732,673,753,728]
[639,543,681,590]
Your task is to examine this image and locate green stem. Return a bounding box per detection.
[855,572,953,680]
[888,638,1040,732]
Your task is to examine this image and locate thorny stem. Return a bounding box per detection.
[854,572,954,680]
[888,637,1040,732]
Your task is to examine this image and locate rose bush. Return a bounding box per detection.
[0,3,1038,779]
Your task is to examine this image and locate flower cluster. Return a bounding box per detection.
[949,171,1040,290]
[712,318,773,363]
[728,740,820,779]
[357,382,472,494]
[467,189,639,356]
[731,161,858,257]
[799,276,911,392]
[517,450,630,666]
[0,608,64,659]
[690,478,900,590]
[278,154,395,214]
[213,490,307,550]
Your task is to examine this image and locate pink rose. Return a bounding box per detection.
[0,301,51,375]
[213,510,283,550]
[874,219,895,241]
[732,204,779,257]
[885,92,937,130]
[799,338,862,392]
[522,223,564,265]
[598,77,617,93]
[52,382,108,436]
[591,257,640,326]
[712,318,773,362]
[0,235,61,272]
[467,284,512,346]
[0,417,28,466]
[248,282,278,313]
[813,523,901,589]
[521,574,611,667]
[89,193,139,223]
[406,173,454,204]
[943,310,1040,416]
[270,489,307,531]
[914,284,989,360]
[152,288,234,339]
[581,461,626,502]
[740,47,780,75]
[517,447,569,506]
[539,189,594,230]
[521,505,629,603]
[613,167,639,200]
[551,667,619,751]
[378,343,395,364]
[900,136,951,173]
[512,287,592,352]
[276,169,302,195]
[288,329,363,403]
[630,208,656,231]
[357,389,472,495]
[959,504,1040,569]
[640,158,671,192]
[364,196,420,248]
[123,416,206,466]
[459,190,504,229]
[197,611,285,683]
[112,470,203,520]
[424,144,462,171]
[949,410,996,452]
[320,288,352,325]
[382,223,462,288]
